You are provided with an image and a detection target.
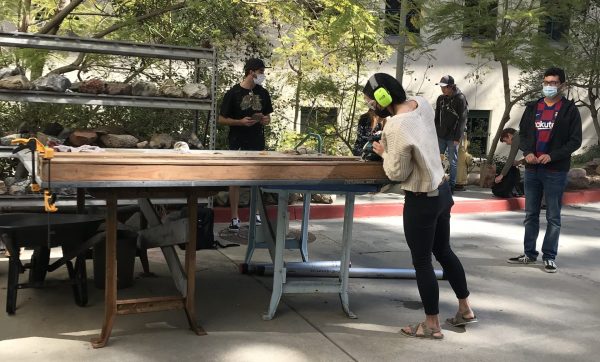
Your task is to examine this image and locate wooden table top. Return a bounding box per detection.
[38,149,388,188]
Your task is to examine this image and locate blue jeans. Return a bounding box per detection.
[523,168,568,261]
[438,138,458,187]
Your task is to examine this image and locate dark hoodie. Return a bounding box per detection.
[435,89,468,142]
[518,96,582,172]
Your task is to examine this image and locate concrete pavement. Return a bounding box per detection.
[1,201,599,361]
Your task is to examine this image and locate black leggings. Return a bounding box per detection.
[403,182,470,315]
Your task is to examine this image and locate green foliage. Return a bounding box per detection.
[492,155,508,174]
[0,101,203,140]
[425,0,570,164]
[572,144,600,167]
[0,0,273,150]
[264,0,393,154]
[0,158,18,179]
[275,126,347,156]
[559,1,600,141]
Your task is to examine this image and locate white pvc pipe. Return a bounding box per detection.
[239,262,445,280]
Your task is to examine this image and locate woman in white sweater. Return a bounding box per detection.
[365,73,477,340]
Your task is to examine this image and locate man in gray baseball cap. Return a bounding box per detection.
[434,75,468,193]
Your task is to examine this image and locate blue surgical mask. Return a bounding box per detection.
[542,85,558,98]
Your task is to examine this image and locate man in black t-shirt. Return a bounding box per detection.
[219,58,273,231]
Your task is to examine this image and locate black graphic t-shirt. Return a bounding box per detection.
[219,84,273,150]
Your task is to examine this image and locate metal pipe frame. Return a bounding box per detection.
[0,32,214,61]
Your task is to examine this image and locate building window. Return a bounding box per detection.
[462,0,498,41]
[385,0,420,36]
[540,0,570,41]
[466,110,490,158]
[300,106,338,134]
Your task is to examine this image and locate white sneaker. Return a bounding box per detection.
[255,214,262,225]
[543,260,558,273]
[228,218,240,231]
[507,254,536,264]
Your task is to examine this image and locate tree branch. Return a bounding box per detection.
[37,0,85,34]
[93,1,187,39]
[49,53,86,75]
[47,2,189,76]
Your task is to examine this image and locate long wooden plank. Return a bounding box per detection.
[44,155,364,165]
[44,150,358,162]
[46,159,374,166]
[41,163,387,183]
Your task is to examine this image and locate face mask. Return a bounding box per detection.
[542,85,558,98]
[254,73,266,86]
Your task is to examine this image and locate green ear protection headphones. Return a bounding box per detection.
[369,74,393,108]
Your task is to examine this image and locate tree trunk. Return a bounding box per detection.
[395,0,409,83]
[486,60,513,164]
[588,88,600,143]
[19,0,32,32]
[590,104,600,144]
[294,62,302,131]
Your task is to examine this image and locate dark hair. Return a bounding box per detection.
[500,127,517,142]
[362,73,407,105]
[244,58,266,76]
[544,67,566,83]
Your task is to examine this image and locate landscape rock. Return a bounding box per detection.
[105,82,132,95]
[33,74,71,92]
[132,81,158,97]
[0,134,21,146]
[567,168,589,189]
[149,134,173,149]
[69,130,98,146]
[9,179,30,195]
[100,134,139,148]
[0,74,31,90]
[160,79,184,98]
[0,66,22,79]
[182,83,209,98]
[79,78,106,94]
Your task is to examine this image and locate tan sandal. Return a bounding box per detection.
[400,322,444,340]
[446,311,478,327]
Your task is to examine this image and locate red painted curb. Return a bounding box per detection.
[213,189,600,223]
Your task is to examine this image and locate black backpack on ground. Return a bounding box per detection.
[178,207,238,250]
[177,207,215,250]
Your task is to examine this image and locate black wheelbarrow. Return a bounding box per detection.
[0,213,104,314]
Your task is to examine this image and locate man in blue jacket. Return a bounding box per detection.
[508,67,582,273]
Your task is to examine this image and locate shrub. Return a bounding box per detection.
[572,144,600,168]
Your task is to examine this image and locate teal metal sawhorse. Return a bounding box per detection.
[244,184,379,321]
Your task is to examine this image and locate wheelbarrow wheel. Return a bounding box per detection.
[67,256,88,307]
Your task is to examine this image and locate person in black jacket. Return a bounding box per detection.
[352,110,385,156]
[434,75,468,192]
[507,67,582,273]
[492,128,524,198]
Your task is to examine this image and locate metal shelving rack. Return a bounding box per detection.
[0,32,218,149]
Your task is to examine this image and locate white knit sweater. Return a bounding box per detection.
[380,96,445,193]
